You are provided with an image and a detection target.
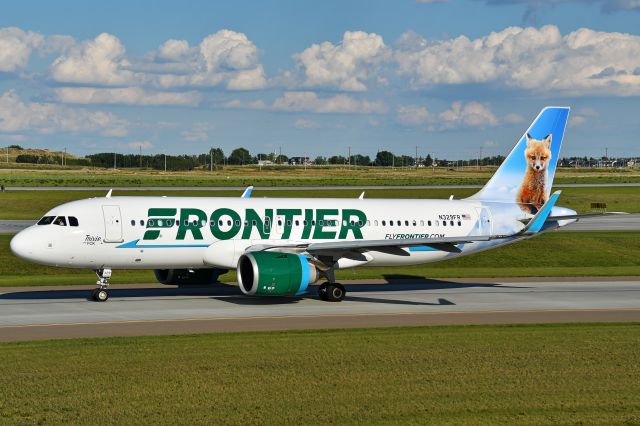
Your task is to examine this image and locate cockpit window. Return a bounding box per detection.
[53,216,67,226]
[37,216,55,225]
[68,216,79,227]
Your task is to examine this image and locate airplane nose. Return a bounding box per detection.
[10,230,34,261]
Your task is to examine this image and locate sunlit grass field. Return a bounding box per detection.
[1,164,639,187]
[2,232,639,287]
[0,186,638,220]
[1,324,639,424]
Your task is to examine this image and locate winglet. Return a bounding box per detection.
[521,190,561,234]
[106,189,112,198]
[359,192,365,200]
[241,186,253,199]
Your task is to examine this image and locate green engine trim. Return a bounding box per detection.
[238,252,313,296]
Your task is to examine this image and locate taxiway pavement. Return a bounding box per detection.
[1,278,639,341]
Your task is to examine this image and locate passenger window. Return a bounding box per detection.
[405,220,409,226]
[278,220,282,226]
[442,221,446,227]
[303,220,308,226]
[219,220,223,226]
[420,220,424,226]
[228,220,232,226]
[382,220,386,226]
[435,220,439,226]
[140,220,144,226]
[450,220,454,226]
[428,220,432,226]
[131,220,135,226]
[458,221,462,226]
[37,216,56,225]
[374,220,378,226]
[235,220,240,226]
[148,219,155,227]
[412,220,416,226]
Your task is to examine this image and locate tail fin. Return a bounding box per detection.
[470,106,569,206]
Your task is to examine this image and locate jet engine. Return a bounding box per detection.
[154,268,228,286]
[237,252,319,296]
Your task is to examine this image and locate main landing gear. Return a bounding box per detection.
[317,282,346,302]
[91,268,111,302]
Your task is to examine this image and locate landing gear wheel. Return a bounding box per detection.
[325,283,346,302]
[318,283,329,301]
[91,288,109,302]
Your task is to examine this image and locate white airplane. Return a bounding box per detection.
[12,107,587,302]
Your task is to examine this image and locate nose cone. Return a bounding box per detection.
[10,228,36,261]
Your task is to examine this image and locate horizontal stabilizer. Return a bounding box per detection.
[520,190,561,234]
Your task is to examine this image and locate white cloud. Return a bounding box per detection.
[156,39,192,62]
[51,33,147,86]
[569,107,599,127]
[223,99,267,110]
[397,101,506,130]
[151,29,266,90]
[397,105,431,126]
[54,87,202,106]
[439,101,498,129]
[180,122,211,142]
[395,25,640,96]
[292,31,390,91]
[0,90,128,137]
[0,27,73,72]
[50,29,266,94]
[503,113,525,124]
[272,91,386,113]
[293,118,320,129]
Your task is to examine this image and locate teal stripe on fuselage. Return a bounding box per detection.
[116,239,209,248]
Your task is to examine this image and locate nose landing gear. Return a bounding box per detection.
[92,268,112,302]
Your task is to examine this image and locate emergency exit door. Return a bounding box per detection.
[102,205,123,243]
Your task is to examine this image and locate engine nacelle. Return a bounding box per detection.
[154,268,228,286]
[237,252,319,296]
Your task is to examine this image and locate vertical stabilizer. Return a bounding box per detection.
[469,107,569,213]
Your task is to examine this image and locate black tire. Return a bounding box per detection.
[90,288,99,301]
[96,289,109,302]
[325,283,346,302]
[317,283,329,301]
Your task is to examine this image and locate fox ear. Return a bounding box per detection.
[543,133,552,148]
[526,133,533,146]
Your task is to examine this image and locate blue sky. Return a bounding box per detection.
[1,0,639,160]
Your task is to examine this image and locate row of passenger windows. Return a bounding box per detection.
[37,216,79,227]
[131,218,464,228]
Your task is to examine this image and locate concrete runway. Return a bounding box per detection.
[2,214,639,234]
[1,278,639,341]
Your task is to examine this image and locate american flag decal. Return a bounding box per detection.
[462,214,471,220]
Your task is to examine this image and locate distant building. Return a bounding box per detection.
[258,160,274,166]
[288,156,310,165]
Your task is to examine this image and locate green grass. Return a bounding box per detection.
[1,164,639,187]
[2,232,639,287]
[1,324,639,424]
[1,186,638,220]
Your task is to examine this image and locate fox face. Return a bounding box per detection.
[524,133,552,172]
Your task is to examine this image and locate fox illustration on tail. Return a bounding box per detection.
[517,133,552,213]
[468,106,569,218]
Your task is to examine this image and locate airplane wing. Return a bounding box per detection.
[245,234,493,255]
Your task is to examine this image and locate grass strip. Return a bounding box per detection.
[0,324,639,424]
[0,186,638,220]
